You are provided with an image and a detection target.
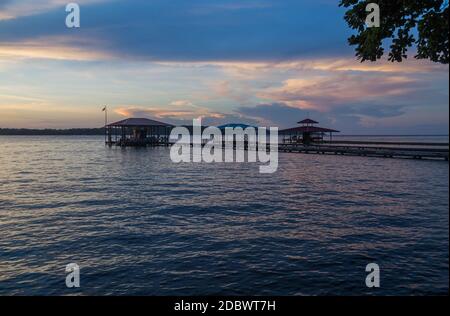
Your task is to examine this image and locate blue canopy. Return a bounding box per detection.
[217,123,257,130]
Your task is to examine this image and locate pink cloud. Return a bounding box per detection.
[114,104,226,122]
[258,74,421,112]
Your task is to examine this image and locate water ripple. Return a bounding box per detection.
[0,136,448,295]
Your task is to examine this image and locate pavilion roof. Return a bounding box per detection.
[280,126,340,134]
[217,123,257,130]
[298,118,319,124]
[107,118,173,127]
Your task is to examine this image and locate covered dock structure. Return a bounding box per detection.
[280,118,340,145]
[106,118,174,147]
[278,118,448,160]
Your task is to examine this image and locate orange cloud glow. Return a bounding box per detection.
[114,103,226,121]
[0,0,108,21]
[0,38,112,61]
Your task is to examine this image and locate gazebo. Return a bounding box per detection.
[106,118,174,147]
[280,118,340,145]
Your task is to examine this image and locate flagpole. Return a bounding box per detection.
[104,106,108,145]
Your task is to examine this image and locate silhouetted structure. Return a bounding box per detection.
[106,118,173,147]
[280,118,340,145]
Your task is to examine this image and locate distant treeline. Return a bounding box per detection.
[0,128,105,135]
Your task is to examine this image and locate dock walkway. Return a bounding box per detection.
[279,141,449,161]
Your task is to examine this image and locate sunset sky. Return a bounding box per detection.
[0,0,448,134]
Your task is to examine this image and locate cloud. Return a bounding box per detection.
[209,80,254,102]
[104,57,448,133]
[273,58,449,74]
[0,37,112,61]
[114,103,224,121]
[236,102,318,127]
[236,92,449,134]
[0,0,351,62]
[0,0,108,20]
[113,104,263,127]
[188,1,274,15]
[169,100,194,107]
[258,74,422,112]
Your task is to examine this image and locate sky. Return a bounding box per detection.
[0,0,448,134]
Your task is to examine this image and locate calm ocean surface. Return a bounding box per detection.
[0,136,448,295]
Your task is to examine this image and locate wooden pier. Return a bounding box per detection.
[108,138,171,147]
[278,118,448,161]
[104,116,449,161]
[168,140,449,161]
[278,141,449,161]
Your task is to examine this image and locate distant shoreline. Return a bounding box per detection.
[0,128,104,136]
[0,128,448,138]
